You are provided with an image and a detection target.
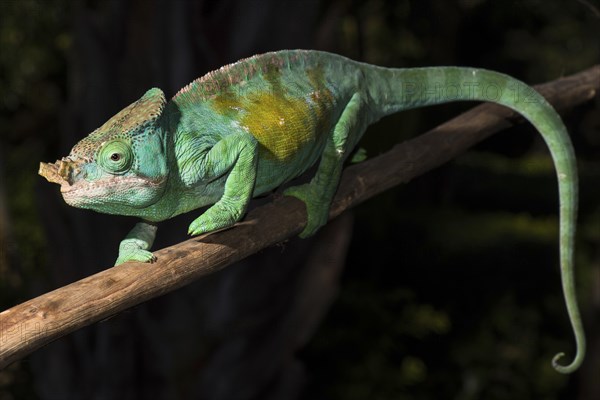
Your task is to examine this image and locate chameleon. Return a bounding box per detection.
[39,49,584,373]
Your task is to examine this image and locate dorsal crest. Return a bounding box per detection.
[71,88,166,160]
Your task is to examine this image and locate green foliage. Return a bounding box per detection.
[0,0,70,122]
[303,286,453,399]
[0,1,71,398]
[0,0,71,273]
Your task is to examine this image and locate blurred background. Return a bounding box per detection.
[0,0,599,399]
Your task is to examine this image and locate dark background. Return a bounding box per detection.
[0,0,599,399]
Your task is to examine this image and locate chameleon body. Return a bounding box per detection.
[39,50,584,373]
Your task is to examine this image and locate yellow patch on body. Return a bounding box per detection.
[210,65,335,162]
[241,92,319,161]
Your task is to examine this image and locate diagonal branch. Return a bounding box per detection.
[0,65,598,369]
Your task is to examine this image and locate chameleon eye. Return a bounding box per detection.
[98,140,133,174]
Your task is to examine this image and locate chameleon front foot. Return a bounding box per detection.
[188,201,243,236]
[116,240,157,265]
[115,221,158,266]
[115,249,156,265]
[284,183,330,238]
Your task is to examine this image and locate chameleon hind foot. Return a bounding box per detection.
[284,183,331,238]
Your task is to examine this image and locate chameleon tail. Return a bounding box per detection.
[365,66,584,373]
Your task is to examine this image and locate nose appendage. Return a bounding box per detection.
[39,158,80,186]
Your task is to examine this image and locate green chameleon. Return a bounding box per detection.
[39,50,584,373]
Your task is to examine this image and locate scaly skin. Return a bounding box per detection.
[39,50,584,373]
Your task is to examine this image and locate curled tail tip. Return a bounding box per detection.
[552,351,583,374]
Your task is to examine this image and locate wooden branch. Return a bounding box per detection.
[1,65,598,369]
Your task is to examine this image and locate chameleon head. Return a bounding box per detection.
[39,88,169,216]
